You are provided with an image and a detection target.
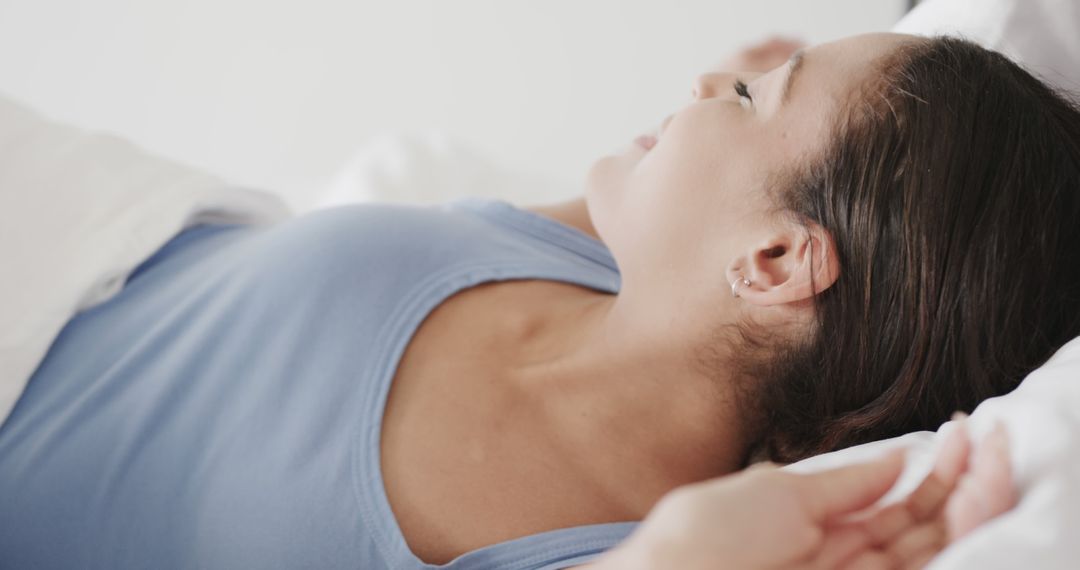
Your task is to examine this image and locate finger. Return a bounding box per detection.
[971,422,1017,516]
[886,521,946,566]
[902,419,972,522]
[812,523,873,569]
[943,475,987,543]
[844,421,969,547]
[945,422,1017,542]
[931,415,971,485]
[841,549,897,570]
[905,471,951,521]
[799,449,906,522]
[861,502,917,546]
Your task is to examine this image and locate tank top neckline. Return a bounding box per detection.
[448,197,619,273]
[352,197,635,570]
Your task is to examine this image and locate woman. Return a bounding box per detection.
[0,31,1075,569]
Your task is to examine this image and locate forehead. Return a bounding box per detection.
[763,33,915,164]
[798,33,916,98]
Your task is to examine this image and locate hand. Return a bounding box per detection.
[590,417,1015,570]
[712,36,807,73]
[810,418,1017,569]
[596,451,906,570]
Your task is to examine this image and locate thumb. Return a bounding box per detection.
[797,449,906,522]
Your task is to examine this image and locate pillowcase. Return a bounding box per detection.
[893,0,1080,99]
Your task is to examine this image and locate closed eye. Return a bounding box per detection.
[733,79,753,108]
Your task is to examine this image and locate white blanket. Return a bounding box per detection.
[0,94,291,427]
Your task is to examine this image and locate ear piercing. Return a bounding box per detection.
[731,276,752,298]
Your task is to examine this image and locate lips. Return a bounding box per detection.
[635,114,672,151]
[635,134,658,150]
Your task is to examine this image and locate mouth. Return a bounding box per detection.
[635,114,672,151]
[634,134,658,150]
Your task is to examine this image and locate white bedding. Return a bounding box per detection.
[0,95,290,427]
[785,336,1080,569]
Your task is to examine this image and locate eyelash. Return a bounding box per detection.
[733,79,753,106]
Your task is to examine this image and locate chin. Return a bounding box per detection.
[583,178,622,257]
[581,189,604,240]
[585,151,634,196]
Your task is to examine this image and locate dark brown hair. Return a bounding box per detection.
[710,36,1080,463]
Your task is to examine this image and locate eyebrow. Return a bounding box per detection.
[780,49,805,105]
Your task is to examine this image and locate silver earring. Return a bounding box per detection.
[731,276,751,298]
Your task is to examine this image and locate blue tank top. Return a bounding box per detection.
[0,197,638,569]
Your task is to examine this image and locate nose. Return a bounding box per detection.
[691,72,728,100]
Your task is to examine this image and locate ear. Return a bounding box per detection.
[726,222,839,307]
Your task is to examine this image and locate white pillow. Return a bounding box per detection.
[893,0,1080,99]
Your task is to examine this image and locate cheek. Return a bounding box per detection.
[583,127,740,278]
[634,149,747,258]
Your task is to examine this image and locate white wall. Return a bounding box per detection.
[0,0,906,210]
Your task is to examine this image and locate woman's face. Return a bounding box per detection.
[586,32,914,316]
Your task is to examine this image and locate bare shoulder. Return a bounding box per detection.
[521,196,601,242]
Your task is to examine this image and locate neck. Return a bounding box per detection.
[492,281,750,518]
